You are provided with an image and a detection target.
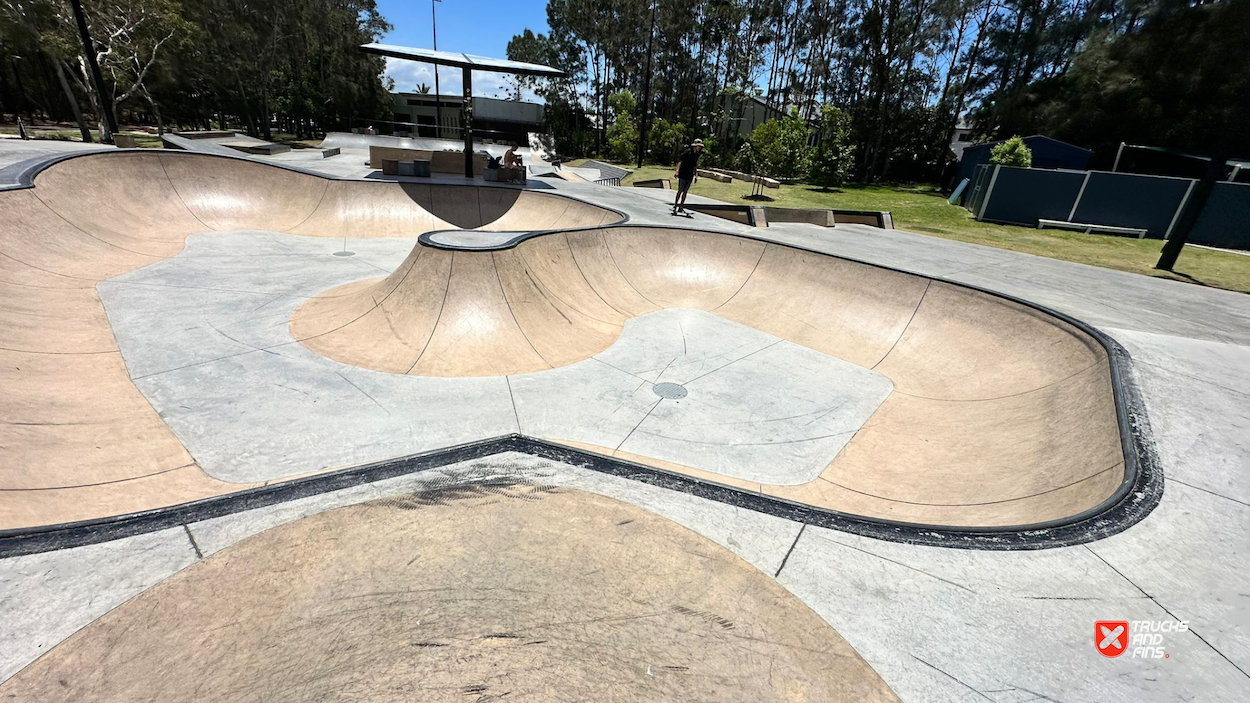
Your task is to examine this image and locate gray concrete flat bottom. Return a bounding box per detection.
[100,234,890,485]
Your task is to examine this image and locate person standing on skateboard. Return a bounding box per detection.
[673,139,704,213]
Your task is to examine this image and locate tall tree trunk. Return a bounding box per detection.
[54,60,92,142]
[74,57,111,141]
[235,74,257,136]
[142,86,164,135]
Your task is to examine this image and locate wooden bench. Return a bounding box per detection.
[1037,219,1147,238]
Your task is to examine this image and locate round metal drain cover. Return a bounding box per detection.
[652,382,688,399]
[332,251,356,257]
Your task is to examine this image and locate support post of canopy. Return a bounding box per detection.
[463,70,473,178]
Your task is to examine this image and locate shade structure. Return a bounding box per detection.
[361,43,568,78]
[361,43,567,176]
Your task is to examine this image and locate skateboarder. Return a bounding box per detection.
[672,139,704,213]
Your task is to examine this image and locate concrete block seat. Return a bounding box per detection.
[0,149,1131,536]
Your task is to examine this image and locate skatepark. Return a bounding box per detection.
[1,140,1248,701]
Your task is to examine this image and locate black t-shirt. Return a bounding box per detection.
[677,149,700,178]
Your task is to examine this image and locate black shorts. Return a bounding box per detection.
[677,176,693,193]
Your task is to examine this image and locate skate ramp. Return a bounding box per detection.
[291,226,1124,527]
[0,150,618,529]
[0,149,1133,535]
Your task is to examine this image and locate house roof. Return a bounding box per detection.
[967,134,1093,155]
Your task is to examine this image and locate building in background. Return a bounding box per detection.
[956,135,1094,187]
[391,93,545,145]
[948,121,977,162]
[719,93,786,137]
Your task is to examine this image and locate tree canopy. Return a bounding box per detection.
[1,0,1239,180]
[506,0,1244,177]
[0,0,393,139]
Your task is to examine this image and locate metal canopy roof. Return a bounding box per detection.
[361,43,567,78]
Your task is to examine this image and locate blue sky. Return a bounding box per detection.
[375,0,552,100]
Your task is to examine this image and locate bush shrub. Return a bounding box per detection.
[808,105,855,190]
[747,108,811,178]
[606,90,639,163]
[990,135,1033,168]
[648,118,690,165]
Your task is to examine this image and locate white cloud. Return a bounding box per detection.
[383,58,540,103]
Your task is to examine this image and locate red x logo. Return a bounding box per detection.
[1096,621,1129,657]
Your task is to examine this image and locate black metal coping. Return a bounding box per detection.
[0,148,1163,557]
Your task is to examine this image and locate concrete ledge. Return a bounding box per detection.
[706,167,749,180]
[763,208,834,227]
[174,130,234,140]
[430,150,488,174]
[682,205,894,230]
[368,145,433,169]
[633,178,671,189]
[759,208,894,229]
[698,169,732,183]
[223,141,291,156]
[681,203,767,226]
[704,167,778,187]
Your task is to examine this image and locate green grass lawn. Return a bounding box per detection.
[0,126,165,148]
[604,163,1250,294]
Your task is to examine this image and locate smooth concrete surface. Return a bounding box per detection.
[0,137,106,172]
[96,224,1120,526]
[3,142,1249,701]
[3,448,1247,701]
[0,452,869,696]
[98,240,886,487]
[0,485,899,702]
[511,309,895,485]
[0,150,617,528]
[1,148,1124,529]
[291,225,1121,526]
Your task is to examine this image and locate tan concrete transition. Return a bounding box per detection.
[0,486,901,702]
[292,227,1123,527]
[1,150,1124,532]
[0,151,619,529]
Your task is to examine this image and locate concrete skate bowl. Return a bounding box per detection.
[0,149,1157,549]
[0,150,619,531]
[291,225,1155,537]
